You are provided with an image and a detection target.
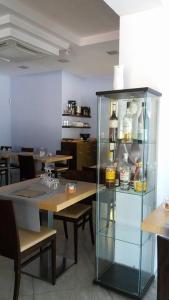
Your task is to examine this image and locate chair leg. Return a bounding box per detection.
[74,222,78,264]
[89,213,95,245]
[51,237,56,285]
[63,221,68,239]
[82,216,86,230]
[13,260,21,300]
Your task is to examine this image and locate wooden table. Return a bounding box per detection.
[141,204,169,235]
[0,151,73,184]
[0,177,96,280]
[142,205,169,300]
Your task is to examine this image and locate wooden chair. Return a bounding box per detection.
[157,235,169,300]
[54,203,94,263]
[54,169,95,263]
[51,150,70,176]
[0,200,56,300]
[0,158,8,186]
[18,155,35,181]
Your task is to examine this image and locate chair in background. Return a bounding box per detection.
[54,169,95,263]
[0,200,56,300]
[21,147,34,152]
[0,145,12,151]
[0,146,20,184]
[18,155,35,181]
[0,158,8,186]
[51,150,70,177]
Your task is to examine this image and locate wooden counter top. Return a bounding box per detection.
[141,205,169,235]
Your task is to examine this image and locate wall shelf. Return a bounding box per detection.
[62,114,91,118]
[62,125,91,128]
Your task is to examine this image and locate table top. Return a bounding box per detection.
[0,151,72,164]
[141,205,169,235]
[0,178,96,213]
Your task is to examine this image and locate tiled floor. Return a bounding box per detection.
[0,220,157,300]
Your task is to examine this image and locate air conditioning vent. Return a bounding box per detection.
[16,42,42,55]
[0,38,47,63]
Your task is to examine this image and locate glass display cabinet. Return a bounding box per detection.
[95,87,162,299]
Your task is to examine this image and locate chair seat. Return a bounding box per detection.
[19,227,56,252]
[55,203,92,220]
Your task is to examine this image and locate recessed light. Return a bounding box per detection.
[106,50,119,55]
[18,65,29,69]
[57,59,70,63]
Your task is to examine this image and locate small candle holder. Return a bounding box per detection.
[65,182,77,194]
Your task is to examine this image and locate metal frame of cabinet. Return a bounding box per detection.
[94,87,161,299]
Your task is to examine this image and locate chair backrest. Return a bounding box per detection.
[18,155,35,181]
[21,147,34,152]
[0,200,20,260]
[0,146,12,151]
[157,235,169,300]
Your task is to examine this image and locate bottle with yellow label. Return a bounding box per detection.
[105,151,116,189]
[134,161,147,192]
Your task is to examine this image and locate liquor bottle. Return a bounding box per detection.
[134,161,147,192]
[105,151,116,189]
[117,101,126,141]
[138,103,144,142]
[120,153,131,190]
[122,102,132,143]
[109,102,118,142]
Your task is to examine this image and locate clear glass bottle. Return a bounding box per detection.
[138,102,144,142]
[134,161,147,192]
[109,102,118,142]
[105,151,116,189]
[120,153,131,190]
[123,102,132,143]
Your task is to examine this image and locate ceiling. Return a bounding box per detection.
[0,0,120,77]
[104,0,162,16]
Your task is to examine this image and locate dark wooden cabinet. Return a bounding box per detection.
[61,140,96,170]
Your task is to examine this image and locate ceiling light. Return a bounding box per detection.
[18,65,29,69]
[57,59,70,63]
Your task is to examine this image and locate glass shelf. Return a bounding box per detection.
[99,221,150,246]
[97,185,154,196]
[100,139,155,145]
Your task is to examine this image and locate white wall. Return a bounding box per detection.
[11,72,62,153]
[84,76,113,137]
[119,6,168,205]
[61,72,112,140]
[0,75,11,146]
[10,71,112,150]
[61,71,86,140]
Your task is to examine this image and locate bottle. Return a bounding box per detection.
[123,102,132,143]
[134,161,147,192]
[138,103,144,142]
[120,153,130,190]
[105,151,116,189]
[117,101,126,141]
[109,102,118,142]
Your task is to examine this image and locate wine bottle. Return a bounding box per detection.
[109,102,118,142]
[123,102,132,143]
[138,103,144,142]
